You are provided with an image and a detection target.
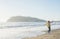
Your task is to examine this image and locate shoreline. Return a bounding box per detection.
[23,29,60,39]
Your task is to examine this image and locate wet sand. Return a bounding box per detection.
[23,29,60,39]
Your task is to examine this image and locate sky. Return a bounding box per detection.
[0,0,60,22]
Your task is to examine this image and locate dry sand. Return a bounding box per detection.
[23,29,60,39]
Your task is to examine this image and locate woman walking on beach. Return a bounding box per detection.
[46,21,51,33]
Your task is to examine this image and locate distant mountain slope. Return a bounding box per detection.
[7,16,46,22]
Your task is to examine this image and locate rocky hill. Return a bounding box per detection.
[7,16,46,22]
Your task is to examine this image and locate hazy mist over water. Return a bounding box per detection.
[0,22,60,29]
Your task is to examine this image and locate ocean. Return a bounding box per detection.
[0,22,60,39]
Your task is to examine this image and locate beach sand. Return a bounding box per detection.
[23,29,60,39]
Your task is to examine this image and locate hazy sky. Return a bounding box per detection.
[0,0,60,22]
